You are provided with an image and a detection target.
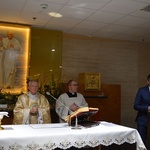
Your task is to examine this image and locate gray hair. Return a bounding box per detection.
[28,80,39,86]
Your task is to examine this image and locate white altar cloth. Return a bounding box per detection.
[0,121,146,150]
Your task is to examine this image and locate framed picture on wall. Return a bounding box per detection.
[84,73,101,91]
[0,23,30,93]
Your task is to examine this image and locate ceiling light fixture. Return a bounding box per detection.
[48,12,62,18]
[33,17,37,21]
[141,5,150,12]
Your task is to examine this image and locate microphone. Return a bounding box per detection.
[46,92,81,129]
[46,92,73,113]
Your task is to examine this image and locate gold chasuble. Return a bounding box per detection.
[13,92,51,124]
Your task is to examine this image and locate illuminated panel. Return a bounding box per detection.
[0,24,30,93]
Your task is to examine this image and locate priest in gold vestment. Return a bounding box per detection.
[13,80,51,124]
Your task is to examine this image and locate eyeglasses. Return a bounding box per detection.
[70,84,78,86]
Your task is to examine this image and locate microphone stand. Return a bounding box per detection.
[46,92,81,130]
[71,115,81,130]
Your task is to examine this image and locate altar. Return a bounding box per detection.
[0,121,146,150]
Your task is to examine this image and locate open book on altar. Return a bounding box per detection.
[65,107,100,127]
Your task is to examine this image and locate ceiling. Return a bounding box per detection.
[0,0,150,43]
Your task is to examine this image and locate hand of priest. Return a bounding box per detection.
[30,106,38,115]
[10,43,14,48]
[69,103,80,112]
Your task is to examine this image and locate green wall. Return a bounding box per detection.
[29,27,62,84]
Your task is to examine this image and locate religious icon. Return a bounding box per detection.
[85,73,101,90]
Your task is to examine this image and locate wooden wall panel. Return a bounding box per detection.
[78,84,121,124]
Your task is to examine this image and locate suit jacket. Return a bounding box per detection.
[134,86,150,126]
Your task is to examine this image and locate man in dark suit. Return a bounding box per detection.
[134,74,150,147]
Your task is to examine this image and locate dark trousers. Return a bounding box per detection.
[137,124,147,147]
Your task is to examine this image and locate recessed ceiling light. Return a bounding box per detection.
[52,49,55,51]
[48,12,62,18]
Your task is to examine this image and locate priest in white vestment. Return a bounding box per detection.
[13,80,51,124]
[56,80,88,123]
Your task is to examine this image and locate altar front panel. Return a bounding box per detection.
[0,122,146,150]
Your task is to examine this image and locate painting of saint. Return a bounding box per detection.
[0,24,30,93]
[0,31,22,88]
